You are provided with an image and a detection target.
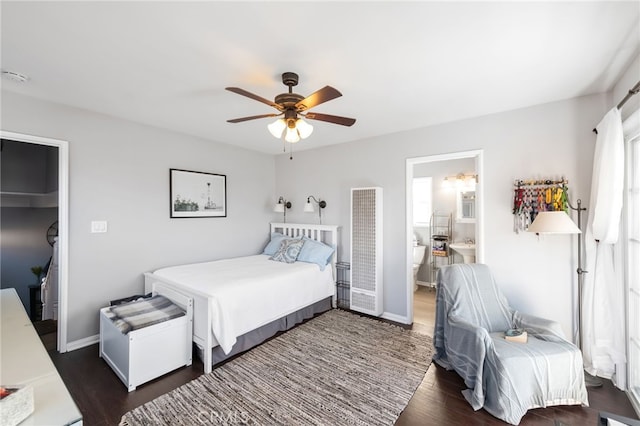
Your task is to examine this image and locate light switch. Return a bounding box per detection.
[91,221,108,233]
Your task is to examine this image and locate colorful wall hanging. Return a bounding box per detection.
[513,178,569,233]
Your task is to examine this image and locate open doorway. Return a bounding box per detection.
[405,150,484,332]
[0,130,69,352]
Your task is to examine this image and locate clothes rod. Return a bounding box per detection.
[593,80,640,134]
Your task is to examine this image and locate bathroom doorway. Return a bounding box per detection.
[405,150,484,330]
[410,176,434,334]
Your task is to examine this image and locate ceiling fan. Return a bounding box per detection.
[226,72,356,143]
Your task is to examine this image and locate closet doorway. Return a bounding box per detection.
[405,150,484,328]
[0,130,69,352]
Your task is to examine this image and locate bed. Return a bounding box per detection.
[144,222,339,373]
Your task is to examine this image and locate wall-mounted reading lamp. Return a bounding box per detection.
[274,196,292,222]
[304,196,326,224]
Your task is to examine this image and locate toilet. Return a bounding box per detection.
[412,245,427,292]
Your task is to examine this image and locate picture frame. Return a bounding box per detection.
[170,169,226,218]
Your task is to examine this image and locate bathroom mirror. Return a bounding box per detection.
[456,189,476,223]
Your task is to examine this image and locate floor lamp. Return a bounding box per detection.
[528,202,603,387]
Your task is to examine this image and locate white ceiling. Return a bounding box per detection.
[1,2,639,155]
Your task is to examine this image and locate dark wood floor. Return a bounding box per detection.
[49,343,205,426]
[46,319,638,426]
[396,363,638,426]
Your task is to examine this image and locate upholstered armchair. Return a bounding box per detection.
[433,263,588,425]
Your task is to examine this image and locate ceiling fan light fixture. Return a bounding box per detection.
[227,72,355,148]
[268,118,286,138]
[285,127,301,143]
[296,118,313,139]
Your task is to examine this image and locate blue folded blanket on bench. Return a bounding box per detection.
[105,295,185,334]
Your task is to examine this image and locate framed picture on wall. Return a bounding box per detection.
[170,169,227,218]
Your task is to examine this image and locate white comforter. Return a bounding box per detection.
[153,255,334,354]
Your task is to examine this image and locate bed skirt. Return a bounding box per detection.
[197,297,332,366]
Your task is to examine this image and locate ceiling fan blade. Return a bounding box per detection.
[226,87,281,109]
[304,112,356,127]
[227,113,280,123]
[295,86,342,111]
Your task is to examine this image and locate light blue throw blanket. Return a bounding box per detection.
[433,264,588,425]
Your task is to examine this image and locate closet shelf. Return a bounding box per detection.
[1,191,58,208]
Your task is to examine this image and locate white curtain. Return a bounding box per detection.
[582,107,626,389]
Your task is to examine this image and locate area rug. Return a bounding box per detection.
[120,309,433,425]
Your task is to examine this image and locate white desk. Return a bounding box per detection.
[0,288,82,425]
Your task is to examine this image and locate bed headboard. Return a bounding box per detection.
[270,222,340,278]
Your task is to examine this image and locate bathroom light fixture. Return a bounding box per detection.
[274,196,292,222]
[304,195,326,224]
[443,173,477,188]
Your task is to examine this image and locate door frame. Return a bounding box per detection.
[1,130,69,352]
[405,149,484,322]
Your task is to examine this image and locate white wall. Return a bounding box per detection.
[1,91,276,343]
[275,93,609,339]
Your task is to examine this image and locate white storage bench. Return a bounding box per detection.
[99,287,193,392]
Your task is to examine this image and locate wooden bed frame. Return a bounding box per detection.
[144,222,339,373]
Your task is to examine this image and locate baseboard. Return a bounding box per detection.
[417,280,434,287]
[66,334,99,351]
[381,311,410,325]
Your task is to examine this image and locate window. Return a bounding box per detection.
[413,177,432,226]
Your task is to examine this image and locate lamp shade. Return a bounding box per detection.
[296,118,313,139]
[274,203,285,213]
[284,127,300,143]
[268,119,286,138]
[527,211,581,234]
[304,201,314,213]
